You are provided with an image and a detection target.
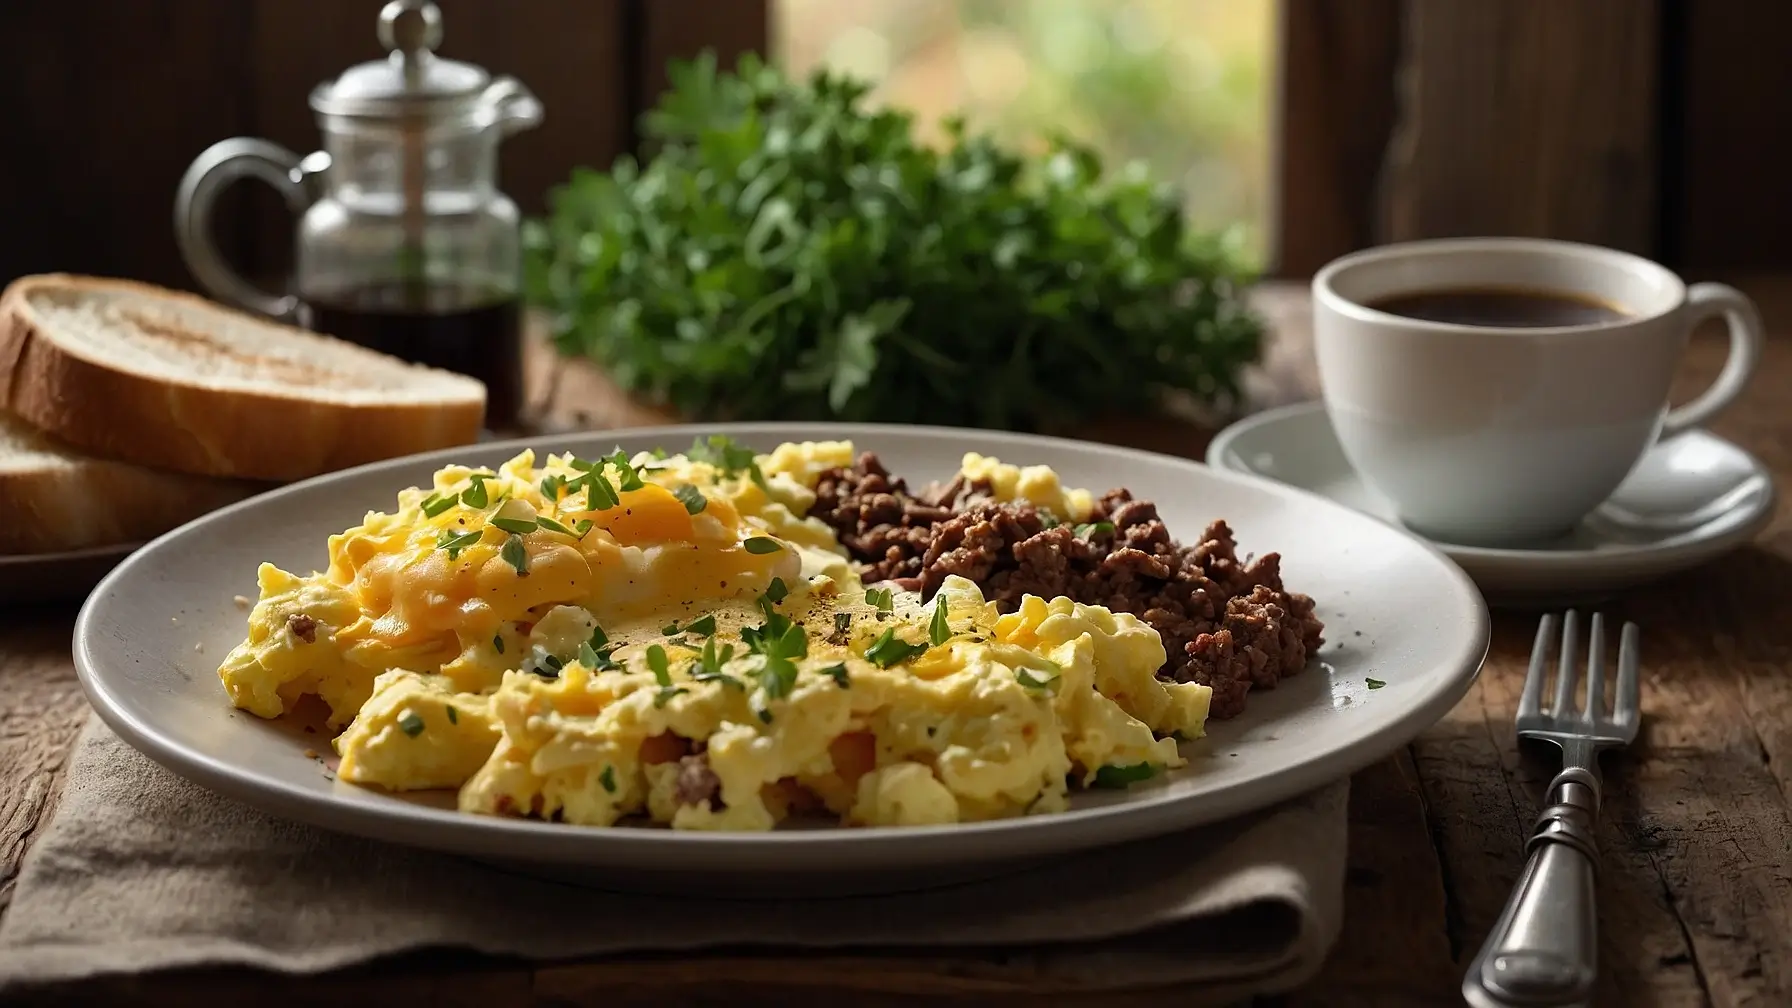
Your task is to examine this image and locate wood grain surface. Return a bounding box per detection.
[5,280,1791,1006]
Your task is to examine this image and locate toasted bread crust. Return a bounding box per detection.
[0,274,486,481]
[0,454,261,553]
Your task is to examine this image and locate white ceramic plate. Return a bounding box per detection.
[75,423,1488,891]
[0,542,139,604]
[1207,401,1777,608]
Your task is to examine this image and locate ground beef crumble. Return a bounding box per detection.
[673,753,722,809]
[808,454,1324,719]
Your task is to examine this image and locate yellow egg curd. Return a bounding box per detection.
[217,439,1211,830]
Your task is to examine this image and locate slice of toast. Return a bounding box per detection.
[0,275,487,481]
[0,411,261,554]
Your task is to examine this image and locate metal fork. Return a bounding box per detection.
[1462,611,1642,1008]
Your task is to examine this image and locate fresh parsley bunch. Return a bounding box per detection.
[524,52,1263,430]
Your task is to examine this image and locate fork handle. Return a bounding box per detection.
[1465,766,1599,1007]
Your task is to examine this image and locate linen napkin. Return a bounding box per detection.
[0,717,1348,1000]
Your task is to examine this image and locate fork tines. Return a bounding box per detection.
[1518,610,1641,732]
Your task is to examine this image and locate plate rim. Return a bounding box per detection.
[1206,400,1778,574]
[74,420,1490,870]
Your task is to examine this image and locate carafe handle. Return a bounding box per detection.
[174,138,327,321]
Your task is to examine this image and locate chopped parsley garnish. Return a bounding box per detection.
[743,536,782,554]
[864,587,894,611]
[646,644,686,707]
[535,515,578,537]
[421,492,457,518]
[585,470,620,511]
[540,473,566,500]
[673,483,708,515]
[436,529,483,559]
[688,435,769,490]
[1075,521,1115,538]
[1092,762,1159,788]
[864,627,927,668]
[650,446,669,460]
[692,638,741,688]
[446,705,459,725]
[1036,508,1061,528]
[607,449,645,491]
[757,654,798,702]
[928,598,952,646]
[821,663,850,688]
[1366,677,1387,690]
[460,474,492,508]
[500,533,529,575]
[1015,666,1060,691]
[662,621,682,636]
[492,634,505,654]
[574,519,594,536]
[646,644,671,684]
[599,765,617,794]
[397,711,425,737]
[763,577,787,604]
[578,641,603,669]
[683,614,718,637]
[491,516,539,535]
[833,612,852,637]
[589,623,610,648]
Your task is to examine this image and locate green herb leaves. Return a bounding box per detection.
[1074,521,1115,538]
[1366,677,1386,690]
[928,598,952,646]
[864,587,894,612]
[646,644,687,707]
[1015,667,1060,692]
[743,536,783,554]
[500,534,529,576]
[491,516,539,535]
[864,627,927,668]
[535,515,578,537]
[1092,762,1158,789]
[397,711,425,738]
[599,765,617,794]
[461,474,493,509]
[436,529,483,560]
[692,637,741,689]
[821,663,850,688]
[687,435,768,489]
[421,492,457,518]
[673,483,708,514]
[523,52,1262,431]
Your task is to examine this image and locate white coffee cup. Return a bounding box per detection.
[1312,237,1762,546]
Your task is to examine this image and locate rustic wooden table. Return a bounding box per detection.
[3,280,1787,1007]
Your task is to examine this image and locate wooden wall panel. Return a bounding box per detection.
[0,1,255,290]
[1380,0,1661,255]
[1270,0,1402,278]
[633,0,770,141]
[1675,0,1792,272]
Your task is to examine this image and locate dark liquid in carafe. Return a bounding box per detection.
[305,283,523,430]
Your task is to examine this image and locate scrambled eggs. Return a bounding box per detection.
[218,439,1212,830]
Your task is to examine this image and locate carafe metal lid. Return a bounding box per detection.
[309,0,488,120]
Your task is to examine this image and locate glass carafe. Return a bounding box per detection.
[175,0,543,431]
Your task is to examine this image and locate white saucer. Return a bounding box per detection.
[1207,402,1777,607]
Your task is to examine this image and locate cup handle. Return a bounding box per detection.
[1660,282,1763,439]
[174,138,325,321]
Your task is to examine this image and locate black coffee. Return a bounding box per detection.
[1366,286,1628,328]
